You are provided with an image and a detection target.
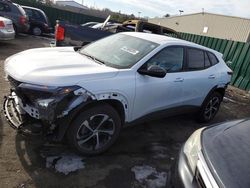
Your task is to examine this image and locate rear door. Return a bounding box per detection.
[181,48,219,106]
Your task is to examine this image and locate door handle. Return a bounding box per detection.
[174,78,184,82]
[208,74,216,79]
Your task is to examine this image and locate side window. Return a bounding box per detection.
[146,47,184,72]
[187,48,204,70]
[207,52,219,65]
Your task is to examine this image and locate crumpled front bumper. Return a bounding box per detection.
[3,88,94,141]
[3,91,27,129]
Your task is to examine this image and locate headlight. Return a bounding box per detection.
[183,128,205,174]
[18,83,80,95]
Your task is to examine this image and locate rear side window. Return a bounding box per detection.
[204,52,211,68]
[33,10,46,22]
[187,48,204,70]
[207,52,219,65]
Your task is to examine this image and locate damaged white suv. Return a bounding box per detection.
[3,32,232,155]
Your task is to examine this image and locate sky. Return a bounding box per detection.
[72,0,250,18]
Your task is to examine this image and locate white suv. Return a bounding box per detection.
[3,32,232,155]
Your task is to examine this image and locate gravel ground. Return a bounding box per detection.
[0,35,250,188]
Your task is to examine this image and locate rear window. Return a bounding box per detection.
[15,4,26,15]
[207,52,219,65]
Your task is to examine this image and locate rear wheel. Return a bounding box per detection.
[67,104,122,155]
[32,26,42,36]
[197,92,223,122]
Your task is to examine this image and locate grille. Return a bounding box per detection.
[8,76,22,88]
[195,168,206,188]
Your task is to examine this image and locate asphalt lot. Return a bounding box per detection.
[0,35,250,188]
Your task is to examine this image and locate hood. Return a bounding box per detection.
[4,47,118,86]
[202,119,250,188]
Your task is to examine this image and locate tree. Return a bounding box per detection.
[164,14,170,18]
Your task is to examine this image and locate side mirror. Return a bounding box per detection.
[138,65,166,78]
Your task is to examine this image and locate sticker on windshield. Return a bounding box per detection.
[121,46,139,55]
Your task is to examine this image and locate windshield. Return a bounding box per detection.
[80,34,159,69]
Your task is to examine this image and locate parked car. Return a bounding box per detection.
[81,22,99,28]
[173,119,250,188]
[22,5,51,36]
[3,32,232,155]
[54,16,180,47]
[0,16,15,40]
[0,0,29,33]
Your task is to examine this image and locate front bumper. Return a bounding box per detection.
[3,83,94,141]
[172,147,198,188]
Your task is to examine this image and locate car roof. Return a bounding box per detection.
[122,32,221,56]
[21,5,44,13]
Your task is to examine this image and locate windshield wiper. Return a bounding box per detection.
[81,53,105,65]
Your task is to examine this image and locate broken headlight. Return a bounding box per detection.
[17,83,81,121]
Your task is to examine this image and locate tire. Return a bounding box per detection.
[32,26,42,36]
[67,104,122,155]
[197,92,223,123]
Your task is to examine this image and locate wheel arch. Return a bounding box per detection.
[55,98,127,142]
[201,85,226,107]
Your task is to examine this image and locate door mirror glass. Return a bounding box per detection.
[138,65,166,78]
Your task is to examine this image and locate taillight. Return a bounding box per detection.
[19,16,26,25]
[55,24,65,41]
[0,21,5,28]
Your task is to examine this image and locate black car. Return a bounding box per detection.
[22,5,51,36]
[173,119,250,188]
[0,0,29,33]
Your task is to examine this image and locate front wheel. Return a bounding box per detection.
[197,92,223,123]
[67,104,122,155]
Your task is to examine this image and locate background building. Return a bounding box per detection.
[149,12,250,42]
[56,0,88,10]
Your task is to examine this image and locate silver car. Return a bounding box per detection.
[0,16,15,40]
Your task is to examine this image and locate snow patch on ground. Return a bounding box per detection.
[150,143,169,159]
[46,154,85,175]
[131,165,167,188]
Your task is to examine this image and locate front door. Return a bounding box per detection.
[132,46,185,121]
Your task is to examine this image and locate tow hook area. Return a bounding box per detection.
[3,94,25,130]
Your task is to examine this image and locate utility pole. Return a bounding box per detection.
[138,11,141,18]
